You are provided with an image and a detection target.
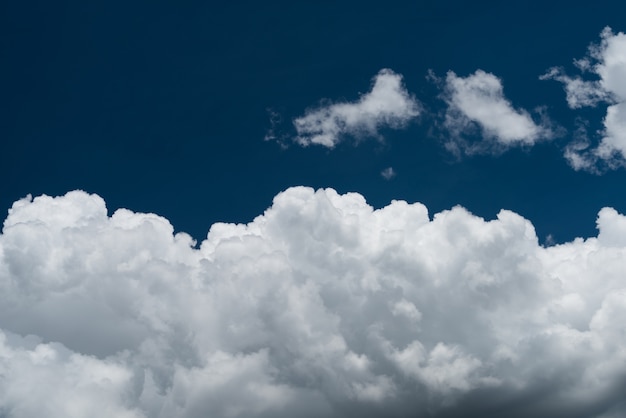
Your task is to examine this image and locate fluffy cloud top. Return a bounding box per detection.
[293,69,420,147]
[542,27,626,171]
[1,189,626,417]
[443,70,553,154]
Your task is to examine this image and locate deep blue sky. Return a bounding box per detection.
[2,0,626,243]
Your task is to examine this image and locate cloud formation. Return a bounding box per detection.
[293,69,420,147]
[442,70,554,154]
[542,27,626,171]
[1,189,626,417]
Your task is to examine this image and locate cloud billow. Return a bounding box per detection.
[1,189,626,417]
[293,69,420,148]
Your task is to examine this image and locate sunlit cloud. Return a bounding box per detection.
[292,69,420,148]
[1,189,625,417]
[442,70,555,155]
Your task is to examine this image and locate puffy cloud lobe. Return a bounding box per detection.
[443,70,553,154]
[293,69,420,147]
[1,189,626,417]
[0,332,143,418]
[542,27,626,171]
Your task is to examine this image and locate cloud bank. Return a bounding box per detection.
[442,70,554,155]
[542,27,626,171]
[1,189,626,417]
[293,69,420,147]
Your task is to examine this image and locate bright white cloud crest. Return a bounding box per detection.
[293,69,420,147]
[1,189,626,417]
[443,70,554,154]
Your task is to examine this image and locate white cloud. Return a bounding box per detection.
[443,70,554,154]
[1,189,626,417]
[380,167,396,180]
[542,27,626,171]
[0,332,143,418]
[539,67,610,109]
[292,69,420,147]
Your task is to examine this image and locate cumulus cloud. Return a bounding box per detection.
[442,70,554,154]
[542,27,626,171]
[292,69,420,147]
[1,189,626,417]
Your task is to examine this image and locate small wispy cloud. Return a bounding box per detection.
[264,108,283,142]
[292,69,420,148]
[441,70,555,155]
[540,67,610,109]
[542,27,626,172]
[380,167,396,180]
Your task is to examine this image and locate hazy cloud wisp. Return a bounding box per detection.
[380,167,396,180]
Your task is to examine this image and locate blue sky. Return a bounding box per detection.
[3,0,626,243]
[3,2,626,417]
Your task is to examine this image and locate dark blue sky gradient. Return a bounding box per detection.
[2,0,626,243]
